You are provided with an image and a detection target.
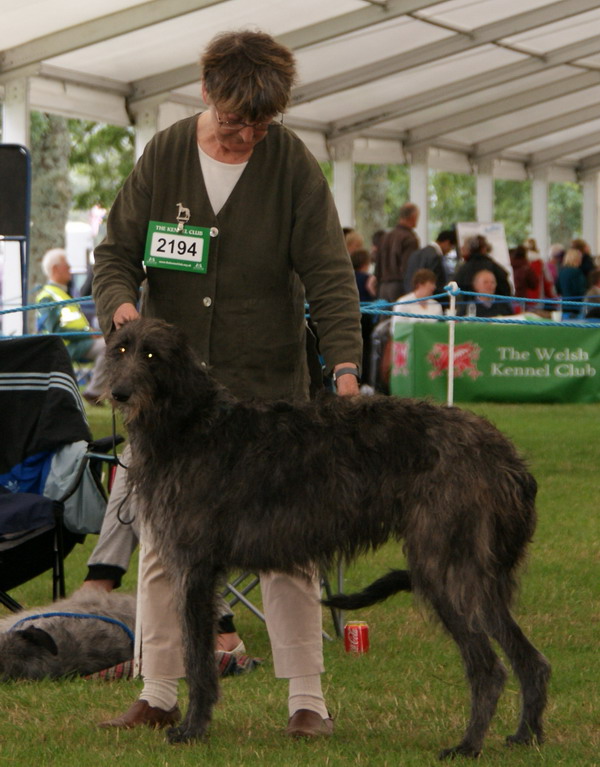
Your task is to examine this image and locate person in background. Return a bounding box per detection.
[344,228,365,256]
[510,245,538,312]
[370,229,386,265]
[403,229,456,305]
[458,269,512,318]
[584,268,600,319]
[556,248,586,317]
[92,29,361,738]
[585,269,600,319]
[375,202,420,303]
[454,235,512,303]
[351,248,377,389]
[392,268,443,331]
[571,238,595,279]
[36,248,107,405]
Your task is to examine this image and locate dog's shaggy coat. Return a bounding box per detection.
[106,318,550,758]
[0,589,135,680]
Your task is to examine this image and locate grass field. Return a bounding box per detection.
[0,401,598,766]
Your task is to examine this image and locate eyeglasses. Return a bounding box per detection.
[215,110,284,132]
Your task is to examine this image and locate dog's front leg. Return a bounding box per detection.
[168,564,219,744]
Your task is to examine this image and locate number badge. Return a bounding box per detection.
[144,221,210,273]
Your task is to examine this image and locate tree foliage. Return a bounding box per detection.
[429,171,476,239]
[29,112,72,289]
[354,164,389,245]
[493,179,532,246]
[548,181,582,247]
[68,120,134,210]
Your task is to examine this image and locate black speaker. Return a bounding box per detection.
[0,144,31,237]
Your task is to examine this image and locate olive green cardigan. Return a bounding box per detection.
[93,115,361,401]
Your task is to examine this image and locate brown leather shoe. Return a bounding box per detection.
[285,709,334,737]
[98,699,181,730]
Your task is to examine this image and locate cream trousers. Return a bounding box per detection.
[137,529,325,680]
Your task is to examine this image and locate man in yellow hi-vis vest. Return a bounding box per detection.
[36,248,108,405]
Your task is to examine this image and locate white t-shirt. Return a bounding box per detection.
[392,291,443,331]
[198,146,248,215]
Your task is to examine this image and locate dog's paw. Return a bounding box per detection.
[438,743,481,760]
[167,724,206,744]
[505,731,542,747]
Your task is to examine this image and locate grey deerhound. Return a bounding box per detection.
[0,589,135,680]
[106,318,550,759]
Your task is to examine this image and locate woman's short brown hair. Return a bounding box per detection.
[201,30,297,120]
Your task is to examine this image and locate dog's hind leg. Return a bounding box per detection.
[167,565,220,744]
[431,599,508,760]
[487,603,551,747]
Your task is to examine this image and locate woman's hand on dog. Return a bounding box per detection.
[113,303,140,330]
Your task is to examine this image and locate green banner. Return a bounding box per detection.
[390,321,600,403]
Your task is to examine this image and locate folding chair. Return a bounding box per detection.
[0,334,120,612]
[222,566,345,640]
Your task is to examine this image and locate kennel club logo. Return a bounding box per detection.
[427,341,482,380]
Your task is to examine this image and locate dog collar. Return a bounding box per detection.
[9,612,135,645]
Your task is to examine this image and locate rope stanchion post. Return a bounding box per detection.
[445,282,459,407]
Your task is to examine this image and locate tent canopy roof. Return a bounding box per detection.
[2,0,600,178]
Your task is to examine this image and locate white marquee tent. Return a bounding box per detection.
[2,0,600,252]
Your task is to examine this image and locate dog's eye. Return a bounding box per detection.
[146,353,154,359]
[118,346,126,354]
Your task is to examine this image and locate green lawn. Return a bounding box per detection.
[0,401,598,766]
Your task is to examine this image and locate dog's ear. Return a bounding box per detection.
[14,627,59,656]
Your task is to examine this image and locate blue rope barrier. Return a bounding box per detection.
[3,292,600,343]
[0,295,93,316]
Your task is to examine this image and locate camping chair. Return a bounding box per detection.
[0,334,120,612]
[222,566,345,640]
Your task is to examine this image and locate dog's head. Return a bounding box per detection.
[0,627,58,680]
[105,318,211,425]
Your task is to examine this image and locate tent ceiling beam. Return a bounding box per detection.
[530,132,600,170]
[291,0,600,106]
[0,0,229,75]
[129,0,441,103]
[406,71,600,149]
[475,101,600,160]
[328,33,600,140]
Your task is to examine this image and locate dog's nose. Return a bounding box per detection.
[111,388,131,403]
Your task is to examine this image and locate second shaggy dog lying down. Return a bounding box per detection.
[0,589,135,680]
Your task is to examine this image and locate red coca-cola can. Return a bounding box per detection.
[344,621,370,653]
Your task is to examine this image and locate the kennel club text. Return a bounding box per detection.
[492,346,595,377]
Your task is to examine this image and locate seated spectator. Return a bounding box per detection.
[556,248,587,317]
[458,269,512,318]
[403,229,456,303]
[455,235,512,298]
[392,268,443,331]
[36,248,107,405]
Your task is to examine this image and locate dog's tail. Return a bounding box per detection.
[322,569,411,610]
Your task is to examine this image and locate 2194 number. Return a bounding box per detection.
[155,237,198,257]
